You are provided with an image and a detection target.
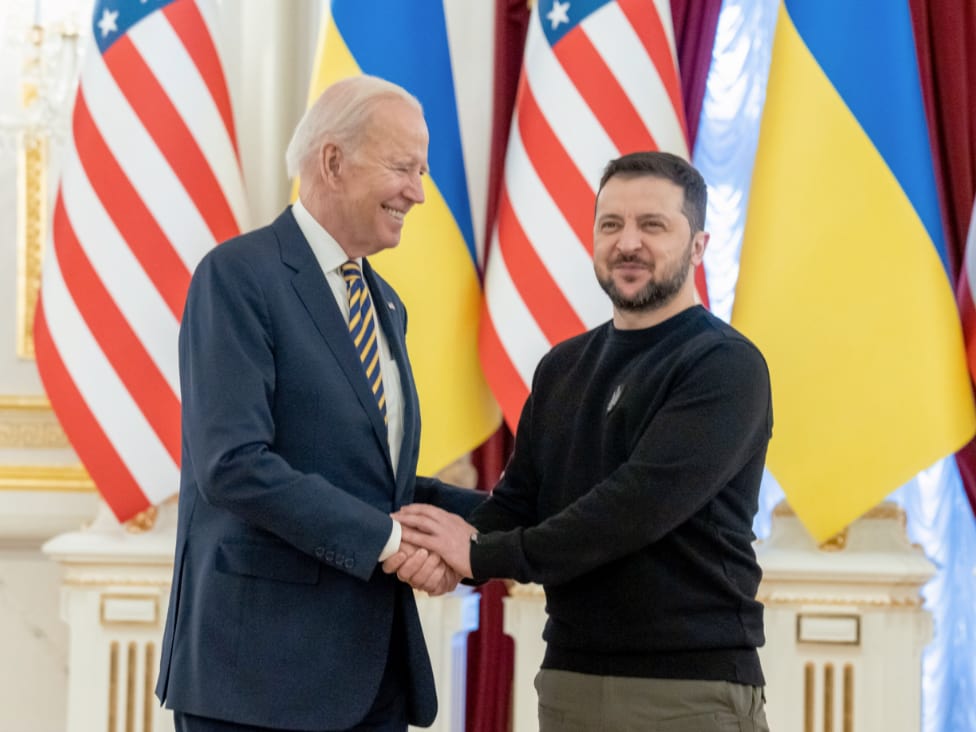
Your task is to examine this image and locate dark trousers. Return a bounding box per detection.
[174,660,406,732]
[175,616,408,732]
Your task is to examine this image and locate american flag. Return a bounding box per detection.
[479,0,695,429]
[34,0,248,521]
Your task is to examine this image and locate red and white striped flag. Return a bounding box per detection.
[34,0,248,521]
[479,0,696,429]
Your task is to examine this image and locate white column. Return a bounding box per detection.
[503,583,546,732]
[413,586,481,732]
[42,502,177,732]
[757,502,935,732]
[44,501,477,732]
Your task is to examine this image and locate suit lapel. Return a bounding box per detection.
[363,260,419,495]
[272,210,393,475]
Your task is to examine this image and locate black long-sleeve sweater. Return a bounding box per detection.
[469,305,772,685]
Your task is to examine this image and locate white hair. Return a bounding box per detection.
[285,75,422,179]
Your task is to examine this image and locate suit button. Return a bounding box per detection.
[344,558,354,569]
[314,547,325,558]
[325,550,335,562]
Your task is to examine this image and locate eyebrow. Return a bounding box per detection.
[391,157,429,174]
[595,212,669,223]
[636,213,669,224]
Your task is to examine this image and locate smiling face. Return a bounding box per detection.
[593,174,707,328]
[325,97,429,259]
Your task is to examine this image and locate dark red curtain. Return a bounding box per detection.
[466,2,723,729]
[671,0,722,306]
[670,0,723,152]
[465,3,530,729]
[909,0,976,514]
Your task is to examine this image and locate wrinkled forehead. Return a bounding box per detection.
[357,99,429,155]
[594,174,686,216]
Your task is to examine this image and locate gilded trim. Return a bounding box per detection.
[125,505,160,534]
[0,420,70,449]
[803,662,814,732]
[0,464,94,492]
[819,528,848,552]
[757,591,923,608]
[843,664,854,732]
[824,663,835,732]
[0,395,70,450]
[108,641,119,732]
[126,642,136,732]
[16,130,47,360]
[795,613,861,646]
[63,576,172,588]
[100,593,160,627]
[0,394,51,410]
[144,644,155,732]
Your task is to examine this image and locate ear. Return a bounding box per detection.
[319,142,342,186]
[691,232,709,266]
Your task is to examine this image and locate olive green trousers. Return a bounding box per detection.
[535,669,769,732]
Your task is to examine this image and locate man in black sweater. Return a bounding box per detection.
[390,152,772,730]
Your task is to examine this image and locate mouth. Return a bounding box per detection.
[612,260,649,272]
[382,204,406,222]
[609,260,652,284]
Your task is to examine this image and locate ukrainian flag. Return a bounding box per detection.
[732,0,976,542]
[306,1,499,476]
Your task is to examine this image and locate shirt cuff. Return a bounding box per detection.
[377,519,402,562]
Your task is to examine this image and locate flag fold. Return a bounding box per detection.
[34,0,248,521]
[732,0,976,541]
[480,0,692,429]
[310,1,500,475]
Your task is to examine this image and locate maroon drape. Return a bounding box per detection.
[670,0,723,151]
[909,0,976,514]
[465,2,530,730]
[466,2,723,729]
[670,0,723,306]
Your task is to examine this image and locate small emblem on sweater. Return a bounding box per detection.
[388,302,396,310]
[607,384,624,413]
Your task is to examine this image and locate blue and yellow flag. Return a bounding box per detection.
[307,1,499,475]
[732,0,976,541]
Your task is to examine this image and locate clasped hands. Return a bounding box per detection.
[381,504,476,596]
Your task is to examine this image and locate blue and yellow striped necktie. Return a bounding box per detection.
[340,261,387,424]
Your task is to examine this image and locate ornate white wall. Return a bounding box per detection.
[0,3,320,729]
[0,1,494,729]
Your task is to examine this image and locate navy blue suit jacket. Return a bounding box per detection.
[156,208,484,729]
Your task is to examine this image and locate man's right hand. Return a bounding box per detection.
[382,540,460,596]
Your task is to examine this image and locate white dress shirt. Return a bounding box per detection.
[291,199,403,560]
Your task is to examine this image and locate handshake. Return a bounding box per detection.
[382,504,477,597]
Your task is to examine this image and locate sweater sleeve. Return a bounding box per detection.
[413,477,487,518]
[465,375,541,534]
[470,339,772,585]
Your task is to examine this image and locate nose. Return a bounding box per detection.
[617,222,641,253]
[406,172,425,205]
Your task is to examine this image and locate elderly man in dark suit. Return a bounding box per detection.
[155,75,483,732]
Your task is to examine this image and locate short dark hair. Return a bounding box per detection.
[596,152,707,233]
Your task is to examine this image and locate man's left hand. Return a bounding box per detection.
[392,504,475,580]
